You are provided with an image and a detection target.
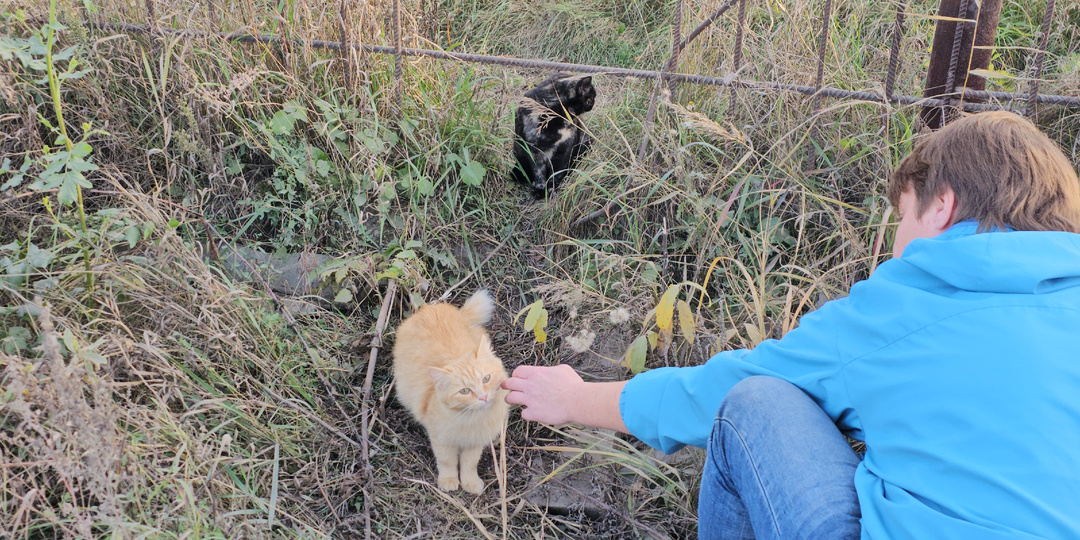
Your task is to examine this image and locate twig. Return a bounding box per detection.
[0,460,56,468]
[317,451,343,528]
[491,418,508,540]
[362,278,397,540]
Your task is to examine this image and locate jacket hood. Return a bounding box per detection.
[900,220,1080,294]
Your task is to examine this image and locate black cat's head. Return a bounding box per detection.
[525,74,596,116]
[566,76,596,115]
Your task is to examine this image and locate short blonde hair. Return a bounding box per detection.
[888,112,1080,233]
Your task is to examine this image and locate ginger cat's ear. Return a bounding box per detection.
[429,367,450,384]
[477,334,489,354]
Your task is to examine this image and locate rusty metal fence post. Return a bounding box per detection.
[1026,0,1057,119]
[921,0,1003,129]
[812,0,833,113]
[339,0,352,92]
[393,0,403,112]
[728,0,747,110]
[806,0,834,173]
[885,1,909,102]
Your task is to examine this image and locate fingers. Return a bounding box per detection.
[504,390,525,406]
[500,376,523,391]
[501,365,573,425]
[519,407,538,423]
[511,364,541,379]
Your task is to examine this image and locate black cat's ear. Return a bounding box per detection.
[578,76,592,89]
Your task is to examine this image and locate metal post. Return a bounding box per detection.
[340,0,352,92]
[1026,0,1056,119]
[885,1,909,100]
[393,0,403,112]
[807,0,834,174]
[921,0,1003,129]
[145,0,157,29]
[732,0,746,75]
[637,0,685,163]
[670,0,684,82]
[812,0,833,115]
[729,0,747,109]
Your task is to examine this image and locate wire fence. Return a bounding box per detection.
[73,0,1077,227]
[86,2,1080,112]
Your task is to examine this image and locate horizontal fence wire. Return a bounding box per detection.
[84,21,1080,111]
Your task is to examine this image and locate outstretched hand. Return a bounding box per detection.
[501,364,584,425]
[501,364,630,433]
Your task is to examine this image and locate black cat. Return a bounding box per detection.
[512,73,596,197]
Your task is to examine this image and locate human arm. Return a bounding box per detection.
[501,278,882,453]
[501,364,629,433]
[501,304,851,453]
[621,296,863,453]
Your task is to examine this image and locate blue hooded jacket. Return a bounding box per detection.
[620,222,1080,538]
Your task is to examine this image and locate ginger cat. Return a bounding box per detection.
[392,289,509,494]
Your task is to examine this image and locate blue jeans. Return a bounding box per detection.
[698,376,861,539]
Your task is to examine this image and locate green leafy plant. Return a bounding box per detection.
[1,2,103,290]
[0,240,55,291]
[445,148,488,187]
[317,239,430,307]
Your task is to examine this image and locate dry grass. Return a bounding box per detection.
[2,0,1078,537]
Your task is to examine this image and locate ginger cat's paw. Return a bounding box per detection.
[461,474,485,495]
[438,475,460,492]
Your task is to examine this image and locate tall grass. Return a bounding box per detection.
[1,0,1078,537]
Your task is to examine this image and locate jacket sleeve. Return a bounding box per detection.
[618,298,856,453]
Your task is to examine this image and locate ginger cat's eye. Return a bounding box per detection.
[459,388,471,395]
[482,374,491,383]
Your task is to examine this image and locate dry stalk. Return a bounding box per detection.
[361,277,396,540]
[489,418,508,540]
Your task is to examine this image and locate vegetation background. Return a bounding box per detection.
[1,0,1077,537]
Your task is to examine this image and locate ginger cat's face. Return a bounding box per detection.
[429,342,506,412]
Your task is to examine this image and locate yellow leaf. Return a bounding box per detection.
[333,288,353,304]
[624,335,648,374]
[62,329,77,351]
[523,300,543,331]
[533,308,549,343]
[656,285,678,330]
[657,326,673,357]
[968,68,1014,80]
[744,323,764,346]
[677,300,695,345]
[718,328,739,350]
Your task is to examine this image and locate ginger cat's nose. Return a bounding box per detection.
[478,393,489,403]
